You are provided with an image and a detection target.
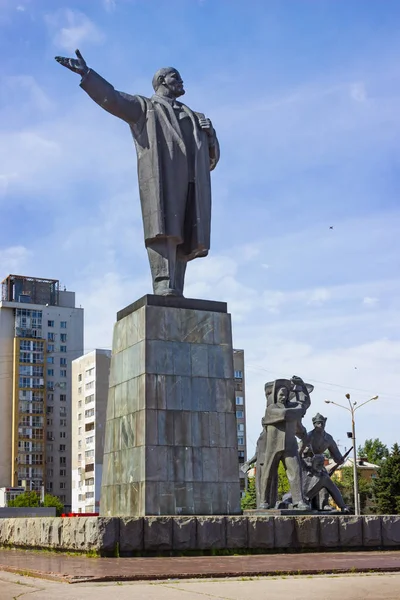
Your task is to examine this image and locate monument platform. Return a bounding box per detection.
[100,295,241,516]
[1,515,400,557]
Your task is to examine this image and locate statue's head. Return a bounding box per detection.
[152,67,185,97]
[276,386,289,405]
[312,413,327,431]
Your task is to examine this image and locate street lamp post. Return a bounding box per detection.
[325,393,378,516]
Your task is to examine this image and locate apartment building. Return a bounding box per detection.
[0,274,84,510]
[71,350,111,513]
[233,349,247,496]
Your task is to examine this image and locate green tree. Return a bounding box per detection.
[332,467,373,512]
[358,438,389,466]
[241,476,257,510]
[278,462,290,497]
[42,494,64,516]
[373,443,400,514]
[8,491,40,508]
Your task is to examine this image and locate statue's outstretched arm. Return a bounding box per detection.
[55,49,143,124]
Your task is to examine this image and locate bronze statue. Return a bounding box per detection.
[299,413,345,510]
[55,50,220,297]
[243,376,313,510]
[302,454,349,512]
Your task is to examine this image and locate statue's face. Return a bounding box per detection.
[314,420,325,431]
[276,387,288,404]
[163,69,185,97]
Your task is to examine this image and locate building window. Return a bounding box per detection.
[60,345,67,353]
[48,320,54,327]
[59,382,67,389]
[60,369,67,377]
[78,440,82,449]
[47,344,54,353]
[60,432,66,439]
[78,453,82,461]
[48,332,55,342]
[78,413,82,421]
[78,427,82,435]
[234,370,243,379]
[60,358,67,366]
[236,410,244,419]
[86,477,94,486]
[85,394,94,404]
[78,374,82,382]
[78,494,84,502]
[60,456,66,465]
[46,406,53,415]
[47,469,53,477]
[60,334,67,343]
[85,381,94,391]
[47,455,53,463]
[85,408,95,418]
[60,418,67,427]
[59,444,66,452]
[60,321,67,329]
[47,418,53,426]
[237,423,245,432]
[60,394,66,402]
[235,396,244,405]
[86,492,94,499]
[237,437,244,445]
[47,393,54,403]
[59,495,66,503]
[46,443,53,452]
[46,482,53,492]
[60,482,66,490]
[86,367,95,377]
[47,369,54,377]
[60,469,66,477]
[47,357,54,364]
[86,435,94,445]
[85,449,95,458]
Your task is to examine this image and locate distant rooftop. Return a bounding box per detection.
[1,274,60,306]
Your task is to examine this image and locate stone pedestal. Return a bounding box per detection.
[100,295,241,516]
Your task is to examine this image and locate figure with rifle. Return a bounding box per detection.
[299,413,350,512]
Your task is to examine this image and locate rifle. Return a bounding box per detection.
[327,446,353,477]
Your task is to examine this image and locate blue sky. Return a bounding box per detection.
[1,0,400,455]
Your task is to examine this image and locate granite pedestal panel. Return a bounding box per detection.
[100,295,241,516]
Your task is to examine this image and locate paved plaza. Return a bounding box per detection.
[1,571,400,600]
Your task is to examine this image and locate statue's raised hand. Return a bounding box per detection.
[55,49,89,76]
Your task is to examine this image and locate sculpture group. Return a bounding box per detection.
[242,376,349,512]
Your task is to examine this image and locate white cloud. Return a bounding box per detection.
[0,246,32,275]
[350,81,367,102]
[5,76,53,112]
[363,296,379,307]
[45,9,105,52]
[103,0,116,12]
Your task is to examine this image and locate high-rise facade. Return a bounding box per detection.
[0,274,84,510]
[233,349,247,496]
[71,349,111,514]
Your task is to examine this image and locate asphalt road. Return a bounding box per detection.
[1,571,400,600]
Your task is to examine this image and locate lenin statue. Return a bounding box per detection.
[55,50,220,297]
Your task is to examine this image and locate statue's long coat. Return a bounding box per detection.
[80,70,220,260]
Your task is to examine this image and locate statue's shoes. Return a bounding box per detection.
[293,501,311,510]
